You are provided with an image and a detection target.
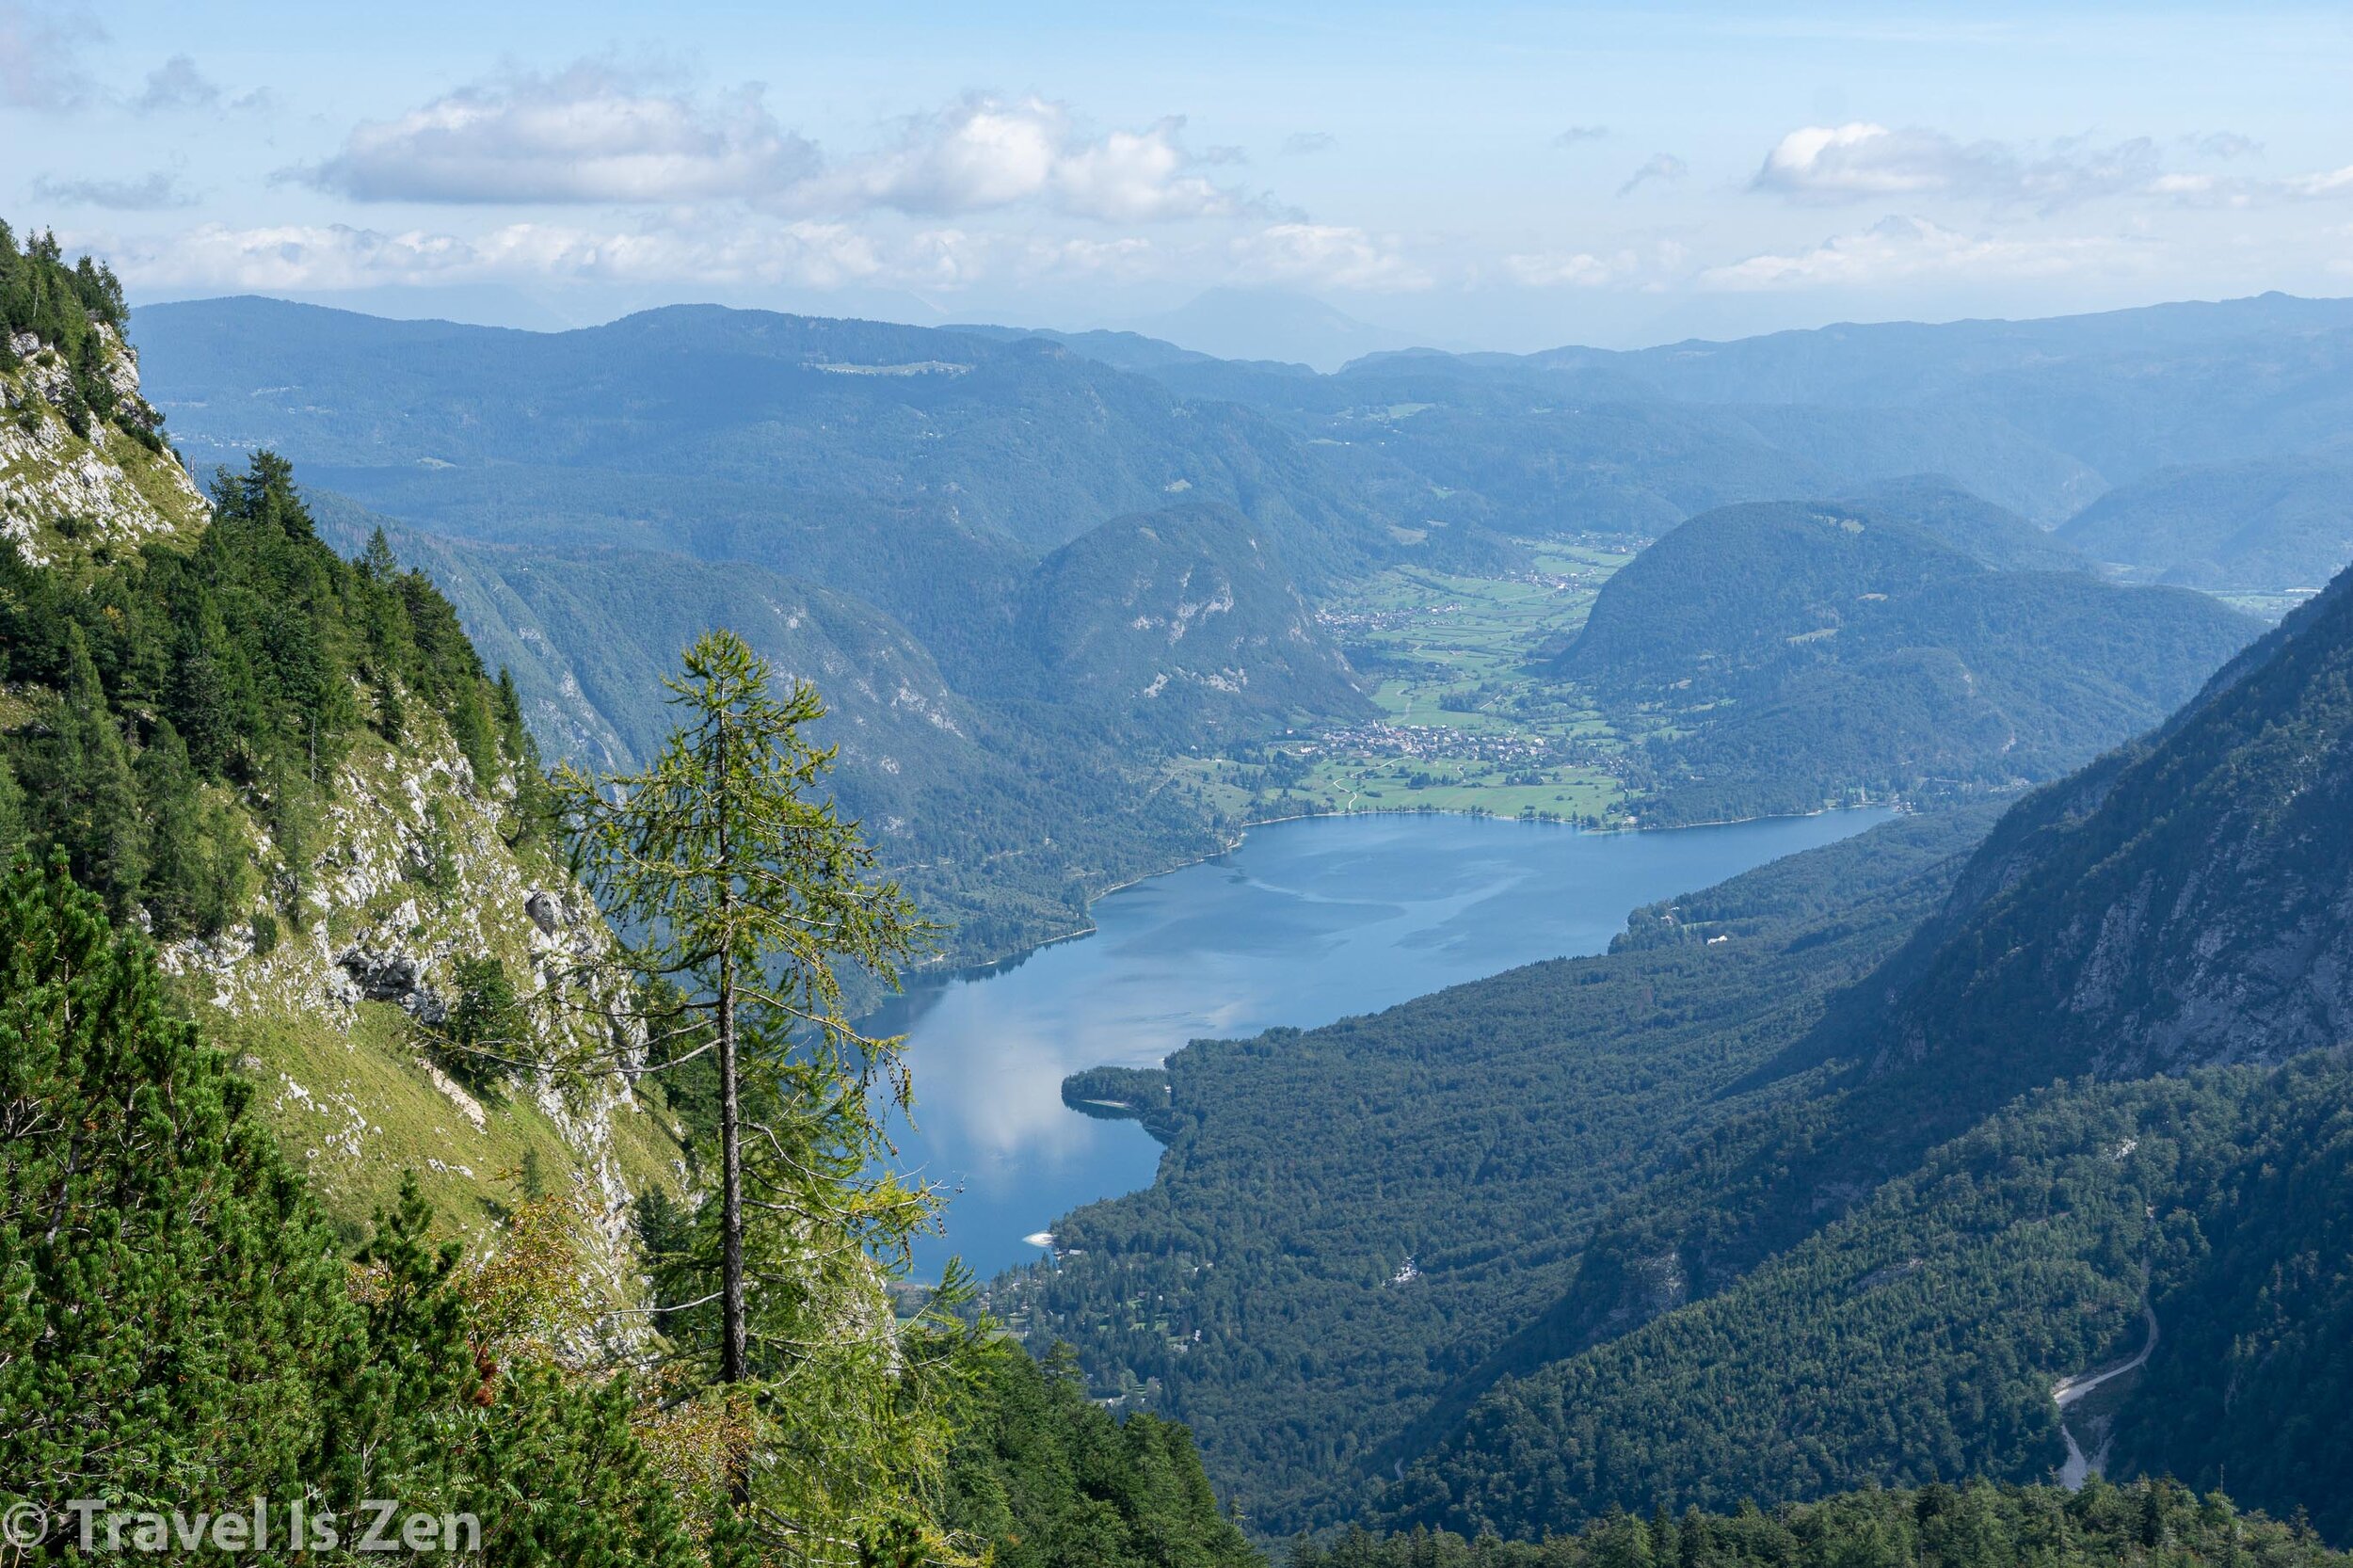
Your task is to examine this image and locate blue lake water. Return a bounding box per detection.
[870,808,1889,1280]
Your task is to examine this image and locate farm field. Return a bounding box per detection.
[1195,538,1650,824]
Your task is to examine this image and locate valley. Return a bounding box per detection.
[15,141,2353,1567]
[1187,537,1642,823]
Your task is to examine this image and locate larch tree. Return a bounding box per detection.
[559,629,971,1565]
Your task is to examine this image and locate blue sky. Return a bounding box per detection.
[8,1,2353,352]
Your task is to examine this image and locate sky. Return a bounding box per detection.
[8,0,2353,356]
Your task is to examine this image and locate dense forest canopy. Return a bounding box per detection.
[0,450,541,936]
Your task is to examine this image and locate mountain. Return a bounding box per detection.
[1530,293,2353,487]
[1016,502,1369,741]
[0,239,687,1259]
[1842,474,2094,574]
[1391,1053,2353,1538]
[1871,561,2353,1080]
[1556,500,2259,823]
[1111,292,2353,529]
[2057,455,2353,592]
[1382,553,2353,1539]
[133,296,1400,596]
[948,321,1257,374]
[1125,287,1418,373]
[299,497,1238,965]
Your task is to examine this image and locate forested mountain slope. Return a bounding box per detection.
[1840,474,2094,574]
[2058,455,2353,592]
[1,237,684,1251]
[1390,1035,2353,1541]
[1556,501,2257,823]
[301,500,1234,965]
[1016,502,1370,741]
[1384,554,2353,1541]
[1012,806,2001,1535]
[1314,1476,2349,1568]
[1872,560,2353,1079]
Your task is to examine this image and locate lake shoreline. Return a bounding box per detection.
[969,797,1904,978]
[881,806,1895,1282]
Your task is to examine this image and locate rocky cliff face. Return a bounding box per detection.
[1,324,207,566]
[5,312,684,1269]
[156,707,685,1263]
[1874,562,2353,1079]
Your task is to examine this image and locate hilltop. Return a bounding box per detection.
[1556,499,2257,822]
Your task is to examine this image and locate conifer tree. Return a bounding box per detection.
[0,856,701,1563]
[24,623,144,910]
[560,630,966,1562]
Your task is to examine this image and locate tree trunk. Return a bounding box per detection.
[717,743,749,1510]
[719,949,745,1387]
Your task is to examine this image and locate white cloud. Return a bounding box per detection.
[1749,120,2353,213]
[91,215,1187,297]
[1,0,97,111]
[2128,160,2353,206]
[1755,122,2009,200]
[134,53,217,113]
[1752,121,2179,210]
[32,169,195,209]
[302,72,1256,226]
[1225,223,1430,291]
[1281,131,1336,156]
[302,61,820,203]
[94,217,991,294]
[1617,152,1688,197]
[2196,132,2262,160]
[1698,214,2129,290]
[797,96,1250,221]
[1503,248,1631,287]
[1015,234,1160,281]
[1554,125,1609,148]
[2281,165,2353,199]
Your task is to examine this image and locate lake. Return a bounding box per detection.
[870,808,1889,1279]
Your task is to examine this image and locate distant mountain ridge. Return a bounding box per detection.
[136,295,1403,586]
[986,289,2353,530]
[2058,454,2353,591]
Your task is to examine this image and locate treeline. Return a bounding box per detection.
[0,451,543,938]
[0,220,163,448]
[1308,1480,2341,1568]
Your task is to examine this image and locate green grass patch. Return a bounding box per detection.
[1205,537,1648,823]
[212,999,689,1250]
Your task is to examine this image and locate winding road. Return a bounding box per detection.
[2055,1303,2159,1489]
